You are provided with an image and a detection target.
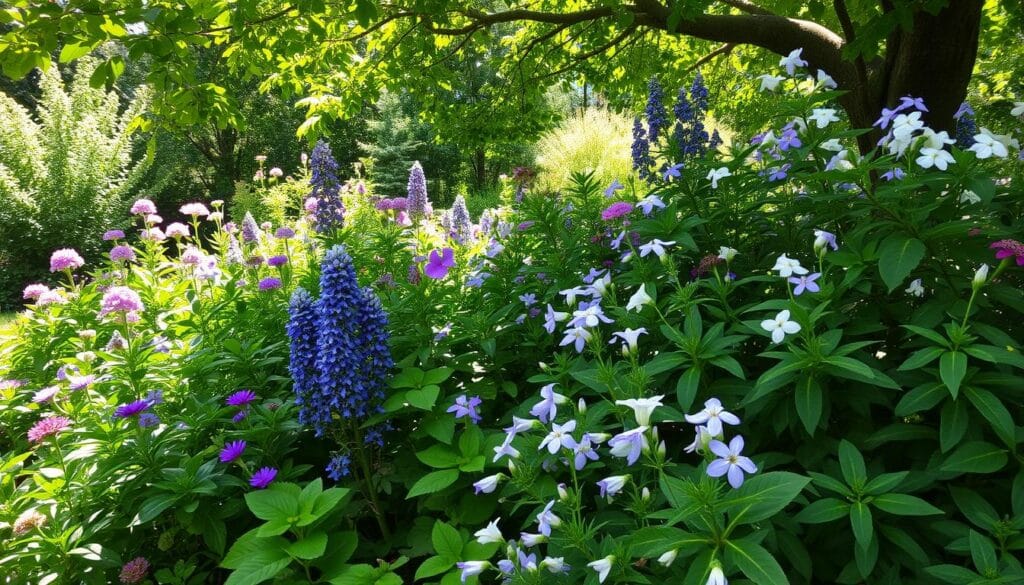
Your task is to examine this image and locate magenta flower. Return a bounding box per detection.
[130,199,157,215]
[601,202,633,221]
[991,239,1024,266]
[50,249,85,272]
[23,284,49,300]
[179,203,210,217]
[119,557,149,584]
[250,467,278,489]
[707,435,758,489]
[103,229,125,240]
[27,415,72,443]
[226,389,258,407]
[258,277,282,291]
[220,440,246,463]
[424,248,455,279]
[517,221,535,231]
[789,273,821,295]
[447,395,482,423]
[114,400,151,419]
[99,286,144,318]
[110,245,136,263]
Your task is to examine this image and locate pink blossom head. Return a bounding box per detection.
[103,229,125,241]
[601,201,634,221]
[23,284,50,300]
[36,290,67,306]
[110,245,136,263]
[141,227,166,242]
[130,199,157,215]
[118,557,150,584]
[165,222,190,238]
[304,197,318,213]
[50,249,85,272]
[146,214,163,224]
[27,415,72,443]
[180,245,204,265]
[179,203,210,217]
[269,167,283,178]
[991,239,1024,266]
[99,286,144,319]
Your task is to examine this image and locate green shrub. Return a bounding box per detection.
[535,107,637,190]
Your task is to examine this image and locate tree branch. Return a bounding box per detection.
[717,0,775,16]
[833,0,871,109]
[685,43,736,74]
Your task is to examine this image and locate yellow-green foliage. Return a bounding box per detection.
[230,172,313,226]
[535,108,637,190]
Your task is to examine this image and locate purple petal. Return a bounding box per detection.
[727,465,746,488]
[708,439,731,458]
[707,459,730,477]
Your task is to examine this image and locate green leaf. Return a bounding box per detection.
[938,351,967,399]
[794,376,822,435]
[939,398,968,453]
[458,425,482,457]
[877,234,925,292]
[850,502,873,549]
[676,367,701,411]
[950,487,999,531]
[406,385,440,410]
[940,442,1008,474]
[422,367,454,385]
[304,487,350,525]
[628,526,704,557]
[645,351,686,376]
[898,346,945,371]
[968,530,997,575]
[721,472,810,524]
[328,564,376,585]
[287,531,328,560]
[923,565,983,584]
[431,520,463,561]
[838,440,867,487]
[415,445,461,469]
[863,471,907,495]
[136,493,179,524]
[59,41,95,63]
[871,493,943,516]
[414,556,453,581]
[245,484,300,522]
[222,530,291,585]
[808,471,853,497]
[406,470,460,499]
[794,498,849,524]
[964,387,1016,447]
[725,537,789,585]
[902,325,951,348]
[894,382,946,416]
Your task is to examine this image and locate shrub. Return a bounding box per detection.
[0,58,152,306]
[535,107,638,190]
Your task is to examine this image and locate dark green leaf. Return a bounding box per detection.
[941,442,1008,474]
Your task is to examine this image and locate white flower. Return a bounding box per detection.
[905,278,925,297]
[457,561,490,581]
[826,149,855,171]
[559,286,588,306]
[819,138,844,152]
[596,475,629,498]
[684,425,712,453]
[587,556,615,584]
[473,474,504,494]
[706,167,731,189]
[973,264,989,287]
[539,420,577,454]
[886,134,914,157]
[916,147,955,170]
[772,254,808,277]
[779,48,808,75]
[891,111,924,140]
[610,327,648,355]
[969,128,1010,159]
[541,557,569,574]
[521,532,547,547]
[639,239,675,258]
[1012,101,1024,118]
[684,398,740,437]
[757,74,786,92]
[626,285,654,312]
[588,273,612,297]
[959,190,981,205]
[815,69,837,89]
[760,309,802,344]
[615,395,664,427]
[920,128,956,150]
[657,549,679,567]
[808,108,840,128]
[707,565,728,585]
[717,246,738,262]
[474,519,504,544]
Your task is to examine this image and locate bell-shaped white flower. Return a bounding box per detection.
[626,285,654,312]
[615,395,664,427]
[587,556,615,584]
[474,518,504,544]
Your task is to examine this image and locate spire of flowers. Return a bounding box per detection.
[631,117,652,180]
[310,140,344,232]
[954,101,977,149]
[450,195,472,243]
[407,161,429,221]
[645,77,669,143]
[287,287,319,428]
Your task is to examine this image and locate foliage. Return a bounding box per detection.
[230,163,314,227]
[0,58,153,307]
[535,107,638,190]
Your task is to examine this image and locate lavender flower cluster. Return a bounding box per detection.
[310,140,345,232]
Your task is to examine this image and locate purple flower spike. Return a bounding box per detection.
[424,248,455,279]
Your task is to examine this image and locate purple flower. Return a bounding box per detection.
[897,95,928,112]
[232,410,248,423]
[604,179,624,198]
[778,128,802,151]
[99,286,144,318]
[535,500,561,536]
[519,293,537,307]
[573,435,600,470]
[103,229,125,241]
[119,556,150,584]
[250,467,278,489]
[110,245,136,263]
[258,277,282,291]
[267,255,288,267]
[881,167,905,181]
[50,249,85,272]
[130,199,157,215]
[424,248,455,279]
[517,221,535,231]
[684,398,740,436]
[23,284,49,300]
[991,239,1024,266]
[661,162,683,181]
[114,400,151,419]
[529,384,567,424]
[447,395,482,423]
[407,161,430,221]
[768,163,791,182]
[67,373,95,390]
[601,202,633,221]
[707,435,758,488]
[33,386,59,403]
[219,440,246,463]
[138,413,160,428]
[637,195,665,216]
[789,273,821,295]
[275,227,295,239]
[873,107,899,129]
[608,427,647,466]
[227,389,258,407]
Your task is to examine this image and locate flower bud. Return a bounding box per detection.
[78,329,96,339]
[657,440,666,458]
[577,398,587,415]
[973,263,989,288]
[507,459,517,473]
[642,487,651,501]
[657,549,678,567]
[557,483,569,501]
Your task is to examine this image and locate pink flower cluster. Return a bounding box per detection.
[49,249,84,272]
[601,202,634,221]
[99,286,144,320]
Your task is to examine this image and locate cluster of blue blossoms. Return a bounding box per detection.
[287,245,393,479]
[310,140,345,232]
[631,74,720,181]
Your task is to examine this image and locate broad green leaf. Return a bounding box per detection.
[458,425,482,457]
[838,440,867,487]
[136,493,179,524]
[939,398,968,453]
[431,520,463,561]
[794,376,822,435]
[923,565,983,584]
[940,442,1007,474]
[305,487,350,525]
[794,498,849,524]
[863,471,907,495]
[406,385,440,410]
[894,382,946,416]
[645,351,686,376]
[871,493,943,516]
[898,346,945,371]
[849,502,873,549]
[968,530,997,575]
[422,367,454,385]
[59,41,95,63]
[807,471,853,497]
[725,537,789,585]
[877,235,925,292]
[406,470,460,499]
[245,484,300,522]
[676,367,701,411]
[950,487,999,531]
[721,472,810,525]
[938,351,967,399]
[414,556,453,581]
[964,387,1016,447]
[628,526,704,557]
[287,531,328,560]
[415,445,461,469]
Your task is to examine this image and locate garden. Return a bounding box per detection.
[0,2,1023,584]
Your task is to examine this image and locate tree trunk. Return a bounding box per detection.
[473,147,486,188]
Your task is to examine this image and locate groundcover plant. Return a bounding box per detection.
[2,62,1024,585]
